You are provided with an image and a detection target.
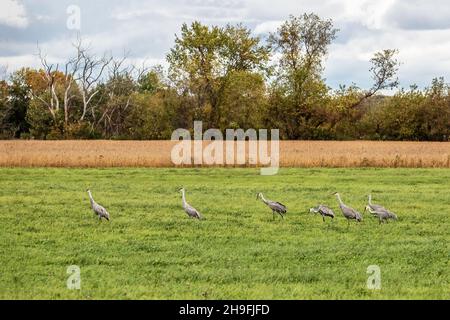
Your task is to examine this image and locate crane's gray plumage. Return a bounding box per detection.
[87,189,110,221]
[366,194,390,213]
[310,205,335,222]
[332,193,362,225]
[180,188,202,219]
[365,194,397,224]
[256,193,287,220]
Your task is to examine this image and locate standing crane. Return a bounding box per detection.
[87,189,110,221]
[256,193,287,220]
[364,194,397,224]
[310,205,335,222]
[179,188,202,219]
[332,192,362,225]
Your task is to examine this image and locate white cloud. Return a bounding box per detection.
[0,54,37,70]
[1,0,450,89]
[385,0,450,30]
[111,0,252,23]
[336,0,396,30]
[325,26,450,89]
[253,20,282,35]
[0,0,28,28]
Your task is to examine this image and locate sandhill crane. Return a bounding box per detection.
[310,205,335,222]
[179,188,202,219]
[256,193,287,220]
[366,194,390,213]
[332,192,362,225]
[364,194,397,224]
[87,189,110,221]
[365,206,398,224]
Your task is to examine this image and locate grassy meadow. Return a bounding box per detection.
[0,167,449,299]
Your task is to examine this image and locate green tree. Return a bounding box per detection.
[423,78,450,140]
[138,66,165,94]
[375,79,449,141]
[0,79,10,137]
[8,70,32,138]
[267,13,338,139]
[167,21,269,128]
[0,70,33,138]
[125,92,172,139]
[26,93,58,139]
[217,71,267,130]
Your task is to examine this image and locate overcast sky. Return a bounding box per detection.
[1,0,450,89]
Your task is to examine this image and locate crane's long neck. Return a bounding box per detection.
[310,207,319,213]
[181,190,187,207]
[335,194,344,206]
[368,194,373,205]
[259,193,268,204]
[88,191,95,207]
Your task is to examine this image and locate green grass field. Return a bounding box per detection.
[0,168,449,299]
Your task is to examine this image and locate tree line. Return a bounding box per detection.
[0,13,449,141]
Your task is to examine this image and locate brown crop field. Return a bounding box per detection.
[0,140,449,168]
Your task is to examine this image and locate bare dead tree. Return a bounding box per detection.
[36,46,60,121]
[36,44,81,125]
[35,39,113,128]
[34,41,150,137]
[60,39,84,125]
[75,43,113,121]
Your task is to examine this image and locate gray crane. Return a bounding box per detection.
[180,188,202,219]
[256,193,287,220]
[332,192,362,225]
[310,205,335,222]
[364,194,397,224]
[87,189,110,221]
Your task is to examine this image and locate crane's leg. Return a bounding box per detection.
[278,212,284,219]
[272,211,275,221]
[322,216,325,223]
